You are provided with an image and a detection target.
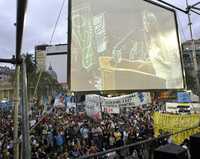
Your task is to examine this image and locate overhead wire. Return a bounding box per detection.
[177,14,187,42]
[49,0,66,44]
[33,0,66,98]
[191,9,200,16]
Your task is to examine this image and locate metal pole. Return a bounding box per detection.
[191,2,200,8]
[0,58,17,64]
[149,0,187,13]
[192,6,200,11]
[33,70,42,98]
[99,95,103,119]
[186,0,200,98]
[191,9,200,16]
[75,94,78,114]
[16,0,28,62]
[13,64,20,159]
[21,57,31,159]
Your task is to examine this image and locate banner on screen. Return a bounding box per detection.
[70,0,184,91]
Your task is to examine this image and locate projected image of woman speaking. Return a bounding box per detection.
[70,0,184,91]
[143,10,183,88]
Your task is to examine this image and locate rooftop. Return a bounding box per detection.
[0,66,14,75]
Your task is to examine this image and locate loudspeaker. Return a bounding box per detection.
[190,133,200,159]
[154,143,188,159]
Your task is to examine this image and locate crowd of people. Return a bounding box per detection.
[0,109,14,159]
[0,101,155,159]
[31,106,154,158]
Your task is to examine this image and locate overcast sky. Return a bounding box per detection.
[0,0,200,60]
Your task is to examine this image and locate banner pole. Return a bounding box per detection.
[21,56,31,159]
[13,64,20,159]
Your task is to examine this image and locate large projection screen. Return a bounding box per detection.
[69,0,184,92]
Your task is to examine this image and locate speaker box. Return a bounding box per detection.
[190,133,200,159]
[154,143,188,159]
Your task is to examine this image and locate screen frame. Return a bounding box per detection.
[67,0,186,93]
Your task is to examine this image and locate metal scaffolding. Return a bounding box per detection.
[0,0,30,159]
[150,0,200,97]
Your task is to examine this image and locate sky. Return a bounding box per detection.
[0,0,200,60]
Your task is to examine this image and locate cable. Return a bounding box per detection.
[49,0,66,44]
[33,70,43,98]
[191,9,200,16]
[191,2,200,8]
[151,0,187,13]
[35,0,66,101]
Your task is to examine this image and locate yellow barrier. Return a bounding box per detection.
[153,112,200,144]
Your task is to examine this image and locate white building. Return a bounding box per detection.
[35,44,68,89]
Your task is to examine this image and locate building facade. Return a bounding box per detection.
[0,66,14,100]
[182,39,200,92]
[35,44,68,90]
[35,44,49,71]
[182,39,200,70]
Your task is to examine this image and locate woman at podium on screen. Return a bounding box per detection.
[142,10,183,88]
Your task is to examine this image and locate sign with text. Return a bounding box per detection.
[85,92,151,115]
[85,94,102,119]
[101,92,151,108]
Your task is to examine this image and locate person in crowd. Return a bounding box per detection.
[114,127,123,147]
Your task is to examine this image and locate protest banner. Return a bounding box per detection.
[101,92,151,108]
[166,102,200,114]
[177,92,192,103]
[85,95,102,120]
[85,92,151,115]
[153,112,200,144]
[103,106,120,114]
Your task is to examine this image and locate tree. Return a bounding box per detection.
[10,54,64,100]
[25,54,37,98]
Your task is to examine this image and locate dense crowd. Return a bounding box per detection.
[0,110,14,159]
[31,106,154,158]
[0,103,154,159]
